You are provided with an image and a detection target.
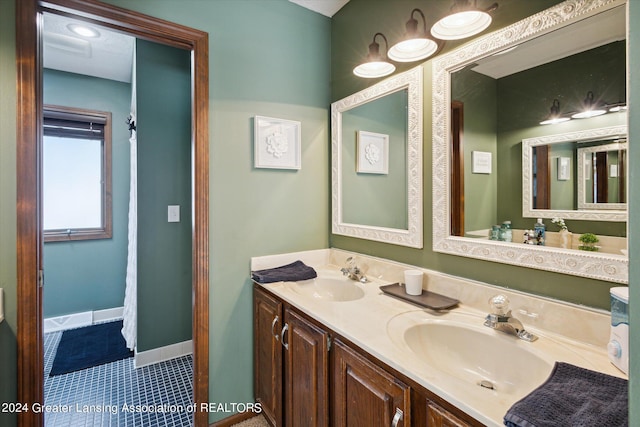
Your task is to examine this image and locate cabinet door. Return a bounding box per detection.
[254,287,283,426]
[283,308,330,427]
[426,400,471,427]
[332,339,411,427]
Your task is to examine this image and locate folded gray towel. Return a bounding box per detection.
[251,260,317,284]
[504,362,628,427]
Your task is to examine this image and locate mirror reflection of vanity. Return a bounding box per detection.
[432,0,628,283]
[332,66,423,248]
[523,125,627,220]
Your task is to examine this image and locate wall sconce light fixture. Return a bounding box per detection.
[353,32,396,78]
[571,91,607,119]
[539,99,571,125]
[431,0,498,40]
[388,9,438,62]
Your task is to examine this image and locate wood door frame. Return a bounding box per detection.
[450,101,464,236]
[16,1,209,425]
[533,145,550,209]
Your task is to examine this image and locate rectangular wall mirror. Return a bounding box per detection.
[332,66,423,248]
[432,0,628,283]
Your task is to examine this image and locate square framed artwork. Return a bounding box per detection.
[356,130,389,174]
[471,151,492,174]
[557,156,570,180]
[254,115,301,170]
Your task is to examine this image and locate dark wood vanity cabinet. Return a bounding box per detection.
[254,286,283,426]
[254,285,479,427]
[426,401,472,427]
[254,286,329,427]
[283,307,330,426]
[332,338,411,427]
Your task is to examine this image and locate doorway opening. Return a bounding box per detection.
[16,1,209,425]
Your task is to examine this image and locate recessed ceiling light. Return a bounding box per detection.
[67,23,100,38]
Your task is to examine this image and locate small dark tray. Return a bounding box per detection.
[380,283,459,310]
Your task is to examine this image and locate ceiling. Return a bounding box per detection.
[43,13,134,83]
[288,0,349,17]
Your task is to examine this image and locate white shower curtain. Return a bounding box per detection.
[122,45,137,351]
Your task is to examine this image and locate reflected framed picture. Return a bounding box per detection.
[254,115,301,170]
[356,130,389,174]
[557,157,570,181]
[471,151,492,174]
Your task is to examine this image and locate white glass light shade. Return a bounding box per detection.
[571,109,607,119]
[431,10,491,40]
[388,38,438,62]
[609,105,627,113]
[353,61,396,78]
[539,116,571,125]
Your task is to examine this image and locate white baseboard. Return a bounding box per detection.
[134,339,193,369]
[44,306,124,333]
[94,306,124,323]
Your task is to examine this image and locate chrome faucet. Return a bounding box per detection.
[340,256,368,283]
[484,295,538,342]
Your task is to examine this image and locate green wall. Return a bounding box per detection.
[42,70,131,318]
[136,39,192,352]
[103,0,331,422]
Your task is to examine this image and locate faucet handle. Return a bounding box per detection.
[488,294,510,315]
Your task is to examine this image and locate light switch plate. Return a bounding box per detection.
[168,205,180,223]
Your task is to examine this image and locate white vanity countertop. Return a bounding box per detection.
[251,249,627,427]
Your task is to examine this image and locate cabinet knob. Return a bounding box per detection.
[391,407,403,427]
[271,315,280,341]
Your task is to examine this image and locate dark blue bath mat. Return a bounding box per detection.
[50,320,133,376]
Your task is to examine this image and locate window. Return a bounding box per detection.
[43,105,112,242]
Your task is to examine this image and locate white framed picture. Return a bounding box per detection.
[471,151,492,174]
[356,130,389,174]
[254,115,301,170]
[557,156,570,181]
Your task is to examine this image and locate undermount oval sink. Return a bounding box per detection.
[284,275,365,302]
[388,313,555,396]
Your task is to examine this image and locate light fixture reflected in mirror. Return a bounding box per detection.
[608,101,628,113]
[353,32,396,79]
[572,91,607,119]
[431,0,498,40]
[67,23,100,38]
[539,99,571,125]
[388,9,438,62]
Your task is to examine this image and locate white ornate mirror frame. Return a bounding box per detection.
[432,0,628,283]
[577,140,627,212]
[522,125,628,219]
[332,66,423,248]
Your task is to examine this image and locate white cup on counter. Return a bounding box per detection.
[404,270,423,295]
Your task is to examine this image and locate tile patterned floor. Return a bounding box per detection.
[44,324,194,426]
